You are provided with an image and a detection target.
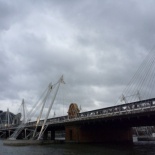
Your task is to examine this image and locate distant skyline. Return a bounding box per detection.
[0,0,155,118]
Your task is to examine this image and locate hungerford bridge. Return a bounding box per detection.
[1,75,155,144]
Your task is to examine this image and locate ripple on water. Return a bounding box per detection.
[1,140,155,155]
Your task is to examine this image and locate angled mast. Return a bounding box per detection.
[37,75,65,140]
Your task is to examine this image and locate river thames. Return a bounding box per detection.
[1,141,155,155]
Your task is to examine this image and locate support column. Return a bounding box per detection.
[5,130,8,138]
[5,131,9,139]
[24,129,27,139]
[8,130,10,137]
[51,130,55,140]
[43,131,48,140]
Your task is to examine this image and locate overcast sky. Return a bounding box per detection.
[0,0,155,118]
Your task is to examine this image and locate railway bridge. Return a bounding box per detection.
[1,97,155,144]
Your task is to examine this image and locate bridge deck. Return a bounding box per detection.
[1,98,155,130]
[28,98,155,127]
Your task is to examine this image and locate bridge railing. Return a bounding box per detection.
[79,98,155,118]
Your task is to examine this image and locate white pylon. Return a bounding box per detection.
[37,75,65,140]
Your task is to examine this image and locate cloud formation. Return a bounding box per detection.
[0,0,155,118]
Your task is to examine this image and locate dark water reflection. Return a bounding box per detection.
[1,141,155,155]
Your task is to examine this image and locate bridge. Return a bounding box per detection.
[1,97,155,144]
[1,48,155,145]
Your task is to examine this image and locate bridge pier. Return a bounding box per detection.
[50,130,55,140]
[42,130,55,140]
[43,131,48,140]
[24,129,31,139]
[5,130,9,139]
[65,126,80,142]
[65,125,133,144]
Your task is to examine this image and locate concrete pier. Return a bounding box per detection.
[65,125,132,144]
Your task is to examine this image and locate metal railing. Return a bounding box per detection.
[44,98,155,125]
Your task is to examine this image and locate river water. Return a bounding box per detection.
[1,141,155,155]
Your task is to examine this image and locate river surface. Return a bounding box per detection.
[1,141,155,155]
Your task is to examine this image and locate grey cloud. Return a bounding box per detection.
[0,0,155,116]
